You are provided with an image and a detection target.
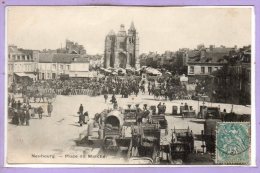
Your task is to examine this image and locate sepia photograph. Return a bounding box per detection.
[6,6,253,165]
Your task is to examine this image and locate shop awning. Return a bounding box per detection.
[15,73,35,78]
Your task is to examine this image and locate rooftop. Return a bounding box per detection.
[39,53,89,63]
[187,47,232,64]
[188,52,228,64]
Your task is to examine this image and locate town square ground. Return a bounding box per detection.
[7,93,251,164]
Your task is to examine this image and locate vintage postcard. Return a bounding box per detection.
[5,6,254,165]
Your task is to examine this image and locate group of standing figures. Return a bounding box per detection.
[9,94,53,126]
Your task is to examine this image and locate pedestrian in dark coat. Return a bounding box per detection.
[47,102,53,117]
[111,94,116,104]
[17,100,21,109]
[83,111,89,124]
[79,104,83,115]
[25,109,30,126]
[78,112,85,126]
[19,109,25,125]
[104,94,108,103]
[157,102,162,114]
[12,109,19,125]
[162,103,166,114]
[38,106,43,119]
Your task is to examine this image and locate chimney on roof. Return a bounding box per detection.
[200,49,206,58]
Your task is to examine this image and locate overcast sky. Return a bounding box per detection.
[7,6,252,54]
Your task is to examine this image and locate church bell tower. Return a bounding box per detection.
[127,22,139,68]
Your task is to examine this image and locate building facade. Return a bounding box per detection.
[69,57,90,78]
[38,53,89,80]
[8,45,37,86]
[188,64,223,75]
[104,22,139,69]
[187,47,231,76]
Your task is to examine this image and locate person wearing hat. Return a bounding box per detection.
[143,104,148,110]
[135,104,142,113]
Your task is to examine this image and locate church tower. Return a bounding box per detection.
[104,30,116,68]
[104,22,139,69]
[127,21,139,68]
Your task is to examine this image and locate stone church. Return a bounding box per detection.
[104,22,139,69]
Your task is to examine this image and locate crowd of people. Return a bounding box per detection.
[10,76,144,98]
[8,94,53,126]
[9,75,192,105]
[148,77,190,101]
[8,74,193,127]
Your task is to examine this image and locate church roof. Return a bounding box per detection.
[187,52,228,64]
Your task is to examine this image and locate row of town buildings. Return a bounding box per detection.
[139,44,251,105]
[8,36,251,104]
[8,40,103,86]
[139,45,235,75]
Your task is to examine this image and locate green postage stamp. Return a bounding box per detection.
[216,122,251,164]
